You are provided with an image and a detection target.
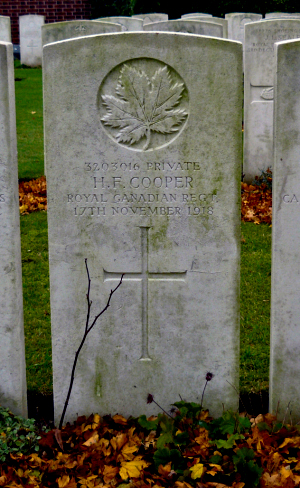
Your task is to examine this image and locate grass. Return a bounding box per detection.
[20,211,52,395]
[15,64,272,399]
[240,222,271,394]
[14,61,44,180]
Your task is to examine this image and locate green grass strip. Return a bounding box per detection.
[15,63,44,180]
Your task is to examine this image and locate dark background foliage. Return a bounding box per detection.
[90,0,299,20]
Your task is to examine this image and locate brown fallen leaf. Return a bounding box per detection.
[54,428,64,450]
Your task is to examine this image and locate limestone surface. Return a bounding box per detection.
[96,17,143,31]
[19,14,44,67]
[225,13,262,44]
[0,16,11,42]
[180,15,228,37]
[144,20,224,37]
[271,38,300,421]
[265,12,300,19]
[181,13,213,18]
[42,20,122,46]
[0,42,27,417]
[43,32,242,424]
[243,19,300,182]
[132,13,168,25]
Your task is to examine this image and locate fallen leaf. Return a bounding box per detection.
[57,475,70,488]
[103,465,119,483]
[119,457,149,479]
[113,414,128,425]
[83,432,99,446]
[190,463,204,479]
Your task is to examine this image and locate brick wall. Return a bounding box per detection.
[0,0,92,44]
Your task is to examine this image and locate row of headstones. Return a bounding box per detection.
[2,12,300,182]
[1,26,300,424]
[1,11,300,65]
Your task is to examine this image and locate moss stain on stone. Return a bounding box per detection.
[94,356,107,398]
[150,217,172,252]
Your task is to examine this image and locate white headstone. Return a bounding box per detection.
[0,16,11,42]
[19,14,44,67]
[225,13,262,43]
[265,12,300,19]
[0,42,27,417]
[132,13,168,25]
[96,17,143,31]
[271,38,300,421]
[42,20,122,46]
[144,19,223,37]
[243,19,300,182]
[180,16,228,37]
[181,13,213,18]
[43,32,242,425]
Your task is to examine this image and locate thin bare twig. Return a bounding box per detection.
[58,259,124,431]
[226,379,247,413]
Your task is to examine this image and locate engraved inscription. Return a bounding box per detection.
[260,87,274,100]
[74,25,86,32]
[283,194,299,203]
[103,226,187,359]
[246,28,300,53]
[67,160,218,218]
[99,59,189,151]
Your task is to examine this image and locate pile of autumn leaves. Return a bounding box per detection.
[241,169,272,225]
[1,404,300,488]
[19,172,272,225]
[19,176,47,215]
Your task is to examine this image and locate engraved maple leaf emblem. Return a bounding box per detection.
[101,64,188,150]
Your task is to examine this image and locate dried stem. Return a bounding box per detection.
[226,379,247,413]
[58,259,124,430]
[201,372,214,408]
[201,381,208,408]
[152,399,173,419]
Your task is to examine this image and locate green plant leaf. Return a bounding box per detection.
[214,433,244,449]
[138,415,159,431]
[153,447,182,469]
[157,431,174,449]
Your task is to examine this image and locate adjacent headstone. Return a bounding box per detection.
[181,13,213,18]
[132,13,168,25]
[0,42,27,417]
[42,20,122,46]
[265,12,300,19]
[271,38,300,421]
[19,14,44,67]
[96,17,143,31]
[180,16,228,37]
[44,32,242,425]
[0,16,11,42]
[225,13,262,44]
[243,19,300,182]
[144,19,224,37]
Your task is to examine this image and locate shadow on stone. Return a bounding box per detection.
[27,391,54,428]
[240,391,269,416]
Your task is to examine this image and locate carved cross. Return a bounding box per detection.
[103,226,187,360]
[27,39,38,55]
